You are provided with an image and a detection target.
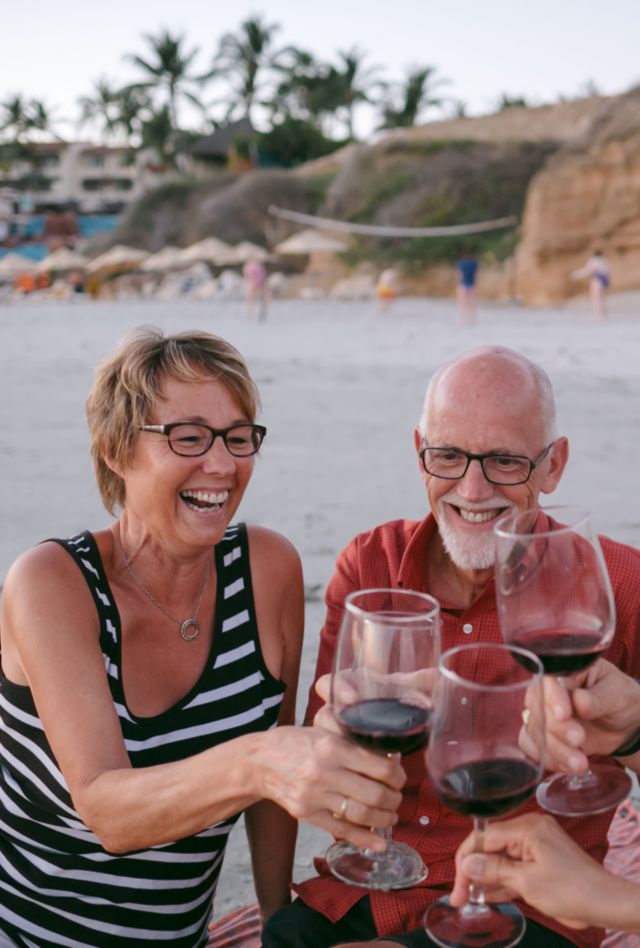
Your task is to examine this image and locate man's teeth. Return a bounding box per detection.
[181,489,229,509]
[457,507,499,523]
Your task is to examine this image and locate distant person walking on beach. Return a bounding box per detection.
[375,266,400,313]
[243,256,270,321]
[571,248,611,321]
[456,250,478,323]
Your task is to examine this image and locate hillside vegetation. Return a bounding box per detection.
[111,92,640,298]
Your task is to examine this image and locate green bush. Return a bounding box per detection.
[257,117,346,168]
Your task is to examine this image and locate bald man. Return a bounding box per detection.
[262,347,640,948]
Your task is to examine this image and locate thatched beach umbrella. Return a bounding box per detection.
[141,246,183,272]
[86,245,148,274]
[176,237,232,267]
[0,252,35,278]
[215,241,270,266]
[37,248,90,272]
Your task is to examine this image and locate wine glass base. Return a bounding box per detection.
[424,895,525,948]
[537,765,632,817]
[325,839,427,890]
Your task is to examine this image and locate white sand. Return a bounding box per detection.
[1,291,639,915]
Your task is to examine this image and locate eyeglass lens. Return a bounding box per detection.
[423,449,531,484]
[168,424,263,456]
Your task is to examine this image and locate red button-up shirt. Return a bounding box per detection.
[295,515,640,946]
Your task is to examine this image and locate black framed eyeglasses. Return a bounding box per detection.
[139,422,267,457]
[419,442,555,486]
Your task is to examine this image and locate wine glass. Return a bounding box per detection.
[424,643,545,948]
[325,587,440,890]
[494,504,632,816]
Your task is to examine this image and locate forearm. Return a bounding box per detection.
[75,731,268,853]
[245,799,297,922]
[579,871,640,933]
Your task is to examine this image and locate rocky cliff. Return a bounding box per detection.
[514,86,640,304]
[110,91,640,303]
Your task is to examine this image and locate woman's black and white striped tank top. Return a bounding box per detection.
[0,523,285,947]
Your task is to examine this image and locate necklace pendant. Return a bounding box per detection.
[180,619,201,642]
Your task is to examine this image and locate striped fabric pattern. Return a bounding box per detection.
[0,524,285,947]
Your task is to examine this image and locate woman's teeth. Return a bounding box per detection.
[181,489,229,510]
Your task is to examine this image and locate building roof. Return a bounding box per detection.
[191,118,255,159]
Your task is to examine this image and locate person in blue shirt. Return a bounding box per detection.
[456,251,478,324]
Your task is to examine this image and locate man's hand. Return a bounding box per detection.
[540,660,640,773]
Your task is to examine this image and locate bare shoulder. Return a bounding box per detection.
[245,525,302,582]
[2,540,97,644]
[4,540,86,601]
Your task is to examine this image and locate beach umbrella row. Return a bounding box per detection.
[37,248,90,272]
[2,230,341,283]
[0,253,36,277]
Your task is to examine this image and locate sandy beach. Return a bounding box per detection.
[1,291,639,917]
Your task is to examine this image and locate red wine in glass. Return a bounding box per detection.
[424,643,545,948]
[325,588,440,890]
[494,505,632,817]
[435,757,540,818]
[510,627,605,676]
[339,698,431,756]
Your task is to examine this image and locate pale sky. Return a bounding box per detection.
[2,0,639,139]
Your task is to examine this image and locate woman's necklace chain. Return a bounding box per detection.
[118,537,210,642]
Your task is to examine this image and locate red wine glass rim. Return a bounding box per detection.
[344,587,440,624]
[438,642,543,690]
[493,505,591,540]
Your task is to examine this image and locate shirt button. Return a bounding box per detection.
[419,815,430,826]
[462,623,473,634]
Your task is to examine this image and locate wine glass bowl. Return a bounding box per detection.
[424,643,545,948]
[494,505,631,816]
[325,588,440,890]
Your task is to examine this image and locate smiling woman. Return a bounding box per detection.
[0,326,406,947]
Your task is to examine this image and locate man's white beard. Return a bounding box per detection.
[437,494,515,570]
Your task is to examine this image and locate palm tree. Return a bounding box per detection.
[0,94,55,143]
[271,48,340,132]
[79,80,153,146]
[125,30,203,130]
[497,93,528,110]
[378,66,447,129]
[206,15,283,122]
[139,105,175,166]
[78,79,123,142]
[271,47,318,119]
[332,47,383,139]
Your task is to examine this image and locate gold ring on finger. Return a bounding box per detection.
[332,796,348,821]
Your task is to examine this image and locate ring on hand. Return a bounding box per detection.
[332,796,348,821]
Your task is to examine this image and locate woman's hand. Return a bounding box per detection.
[255,725,405,851]
[450,813,620,930]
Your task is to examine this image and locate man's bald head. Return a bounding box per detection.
[418,347,558,444]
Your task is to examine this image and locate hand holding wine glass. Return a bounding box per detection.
[325,587,440,890]
[424,643,545,948]
[494,505,632,816]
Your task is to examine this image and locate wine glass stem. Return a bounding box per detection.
[464,818,489,914]
[556,675,597,790]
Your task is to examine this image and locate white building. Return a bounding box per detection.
[0,141,168,212]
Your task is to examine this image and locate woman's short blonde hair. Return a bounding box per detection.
[86,326,260,514]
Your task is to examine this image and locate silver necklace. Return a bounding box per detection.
[119,538,210,642]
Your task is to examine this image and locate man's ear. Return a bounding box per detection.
[540,437,569,494]
[414,428,429,483]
